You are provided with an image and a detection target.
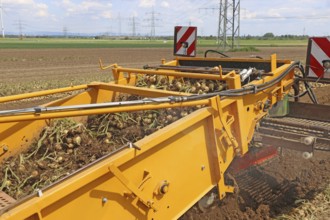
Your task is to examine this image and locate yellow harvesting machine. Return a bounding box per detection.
[0,46,329,219]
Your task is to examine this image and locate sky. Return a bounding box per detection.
[0,0,330,37]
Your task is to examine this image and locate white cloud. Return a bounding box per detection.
[161,1,170,8]
[60,0,112,18]
[3,0,34,4]
[241,9,257,19]
[131,11,139,17]
[3,0,50,18]
[35,3,49,17]
[139,0,155,8]
[189,16,203,23]
[101,11,112,19]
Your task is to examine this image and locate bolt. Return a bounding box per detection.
[147,200,154,206]
[201,165,205,171]
[235,148,241,156]
[102,197,108,203]
[303,136,314,145]
[2,145,8,152]
[302,152,313,159]
[160,185,169,194]
[36,189,43,197]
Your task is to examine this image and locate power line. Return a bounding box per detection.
[200,0,240,50]
[118,13,122,36]
[63,26,68,38]
[244,15,330,20]
[129,16,138,36]
[13,19,26,39]
[145,8,160,39]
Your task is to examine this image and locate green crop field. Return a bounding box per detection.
[0,37,308,49]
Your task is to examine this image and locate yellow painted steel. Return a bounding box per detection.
[0,99,210,123]
[0,85,88,103]
[115,67,223,80]
[0,55,295,220]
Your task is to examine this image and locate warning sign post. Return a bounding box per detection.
[306,37,330,79]
[173,26,197,57]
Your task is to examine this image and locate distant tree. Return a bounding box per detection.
[246,34,252,40]
[263,32,275,39]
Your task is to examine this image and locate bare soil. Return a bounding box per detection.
[0,48,173,84]
[0,46,329,219]
[0,47,307,84]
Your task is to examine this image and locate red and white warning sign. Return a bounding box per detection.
[306,37,330,78]
[173,26,197,57]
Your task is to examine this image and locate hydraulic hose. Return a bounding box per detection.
[290,63,318,104]
[204,50,229,58]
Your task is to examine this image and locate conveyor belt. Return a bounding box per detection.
[255,102,330,152]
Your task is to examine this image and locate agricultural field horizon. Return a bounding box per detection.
[0,37,308,49]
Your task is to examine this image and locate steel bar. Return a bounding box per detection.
[116,67,223,80]
[254,132,313,152]
[145,65,239,74]
[0,85,88,103]
[258,127,330,150]
[0,99,210,123]
[288,102,330,122]
[297,77,330,84]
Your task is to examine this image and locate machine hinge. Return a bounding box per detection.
[109,163,158,212]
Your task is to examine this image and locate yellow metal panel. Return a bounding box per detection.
[1,108,221,220]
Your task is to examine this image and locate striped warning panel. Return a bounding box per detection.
[306,37,330,78]
[173,26,197,57]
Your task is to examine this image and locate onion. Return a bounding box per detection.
[5,180,12,187]
[31,170,39,177]
[149,85,156,89]
[175,82,182,90]
[73,136,82,146]
[54,143,62,151]
[203,86,210,92]
[166,115,173,121]
[18,164,26,172]
[143,118,152,124]
[159,76,166,84]
[106,132,112,139]
[104,138,111,144]
[180,111,188,117]
[66,138,73,144]
[208,83,215,91]
[116,122,124,129]
[190,86,197,93]
[149,76,157,83]
[75,123,84,133]
[57,156,63,163]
